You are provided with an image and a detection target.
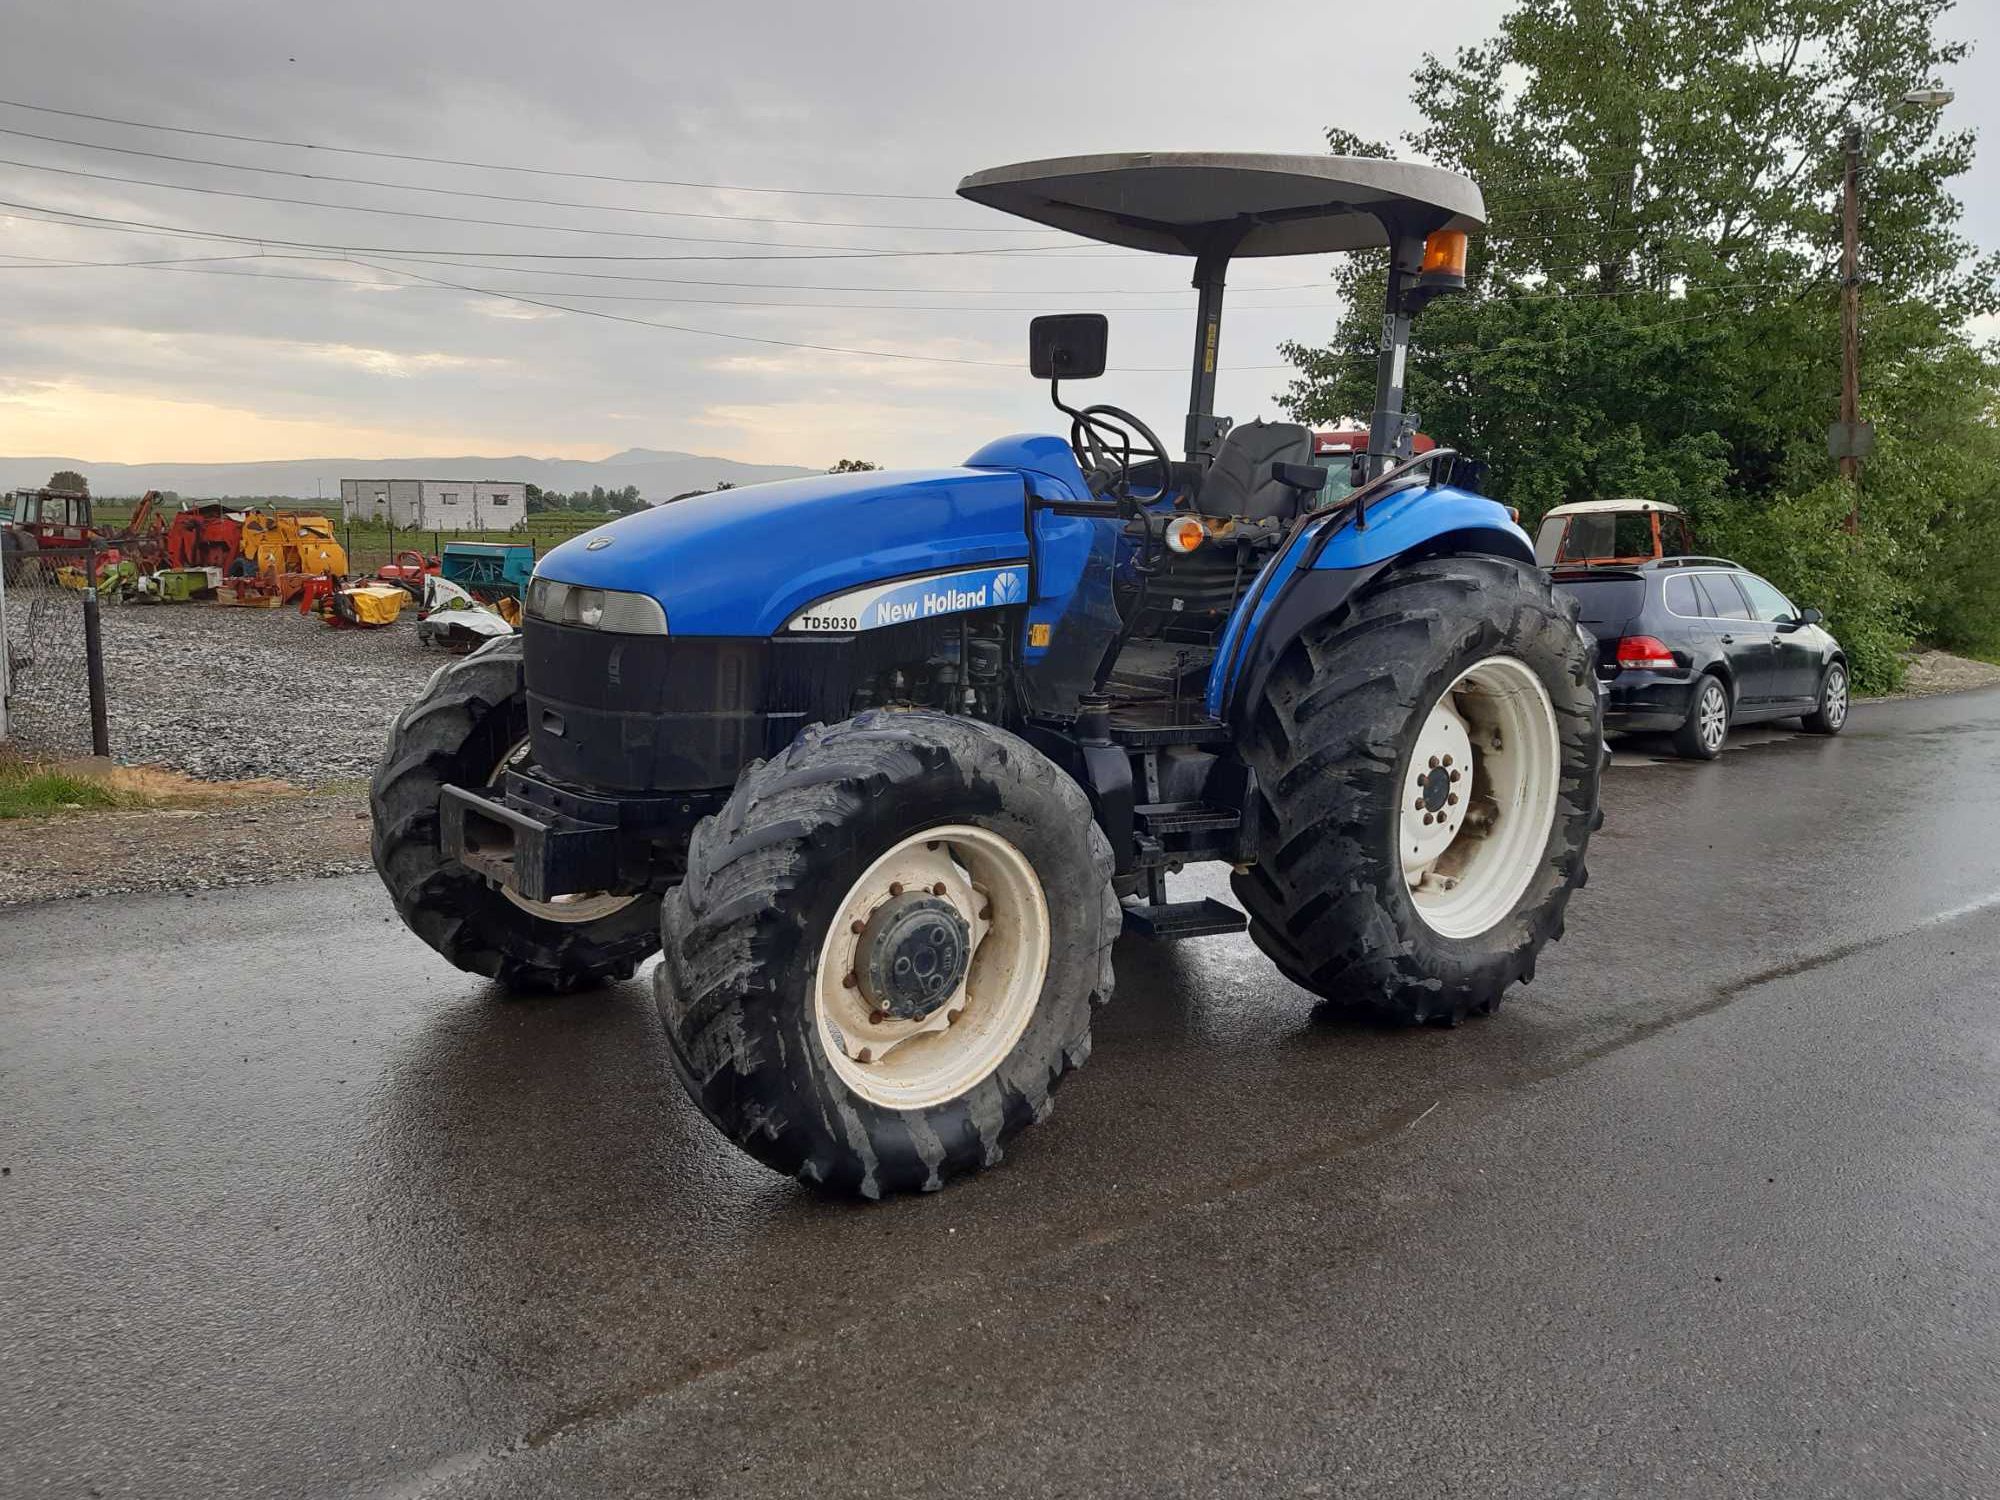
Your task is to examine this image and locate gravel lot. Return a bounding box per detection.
[90,602,440,784]
[0,793,373,908]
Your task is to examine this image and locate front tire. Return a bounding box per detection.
[370,636,663,992]
[1233,553,1602,1024]
[1801,661,1849,735]
[656,710,1118,1198]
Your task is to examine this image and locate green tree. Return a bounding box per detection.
[1281,0,1997,687]
[47,469,87,494]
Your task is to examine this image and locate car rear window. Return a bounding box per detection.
[1555,512,1656,562]
[1553,575,1646,626]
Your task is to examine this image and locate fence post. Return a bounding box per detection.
[0,534,10,744]
[82,541,111,758]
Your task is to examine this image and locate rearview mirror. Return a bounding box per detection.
[1029,313,1107,380]
[1798,606,1824,626]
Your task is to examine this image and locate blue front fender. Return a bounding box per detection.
[1205,484,1533,719]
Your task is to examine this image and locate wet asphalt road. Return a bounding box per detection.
[6,688,2000,1499]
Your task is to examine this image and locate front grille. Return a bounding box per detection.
[522,620,850,791]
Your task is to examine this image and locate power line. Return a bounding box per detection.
[0,153,1069,252]
[0,235,1308,293]
[0,123,1038,233]
[349,256,1297,372]
[0,197,1123,262]
[0,96,962,201]
[0,250,1350,312]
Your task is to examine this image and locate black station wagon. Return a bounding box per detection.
[1553,557,1849,759]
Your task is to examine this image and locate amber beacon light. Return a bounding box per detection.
[1419,228,1469,291]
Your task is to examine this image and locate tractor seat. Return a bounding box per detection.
[1193,419,1316,521]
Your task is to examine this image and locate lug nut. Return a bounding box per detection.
[856,1048,874,1064]
[843,972,859,989]
[889,881,904,897]
[1428,755,1440,769]
[932,882,948,896]
[1449,769,1461,783]
[1442,754,1453,767]
[869,1009,887,1025]
[1447,792,1459,805]
[850,919,866,934]
[1423,812,1435,825]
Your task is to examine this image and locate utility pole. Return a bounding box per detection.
[1839,127,1863,530]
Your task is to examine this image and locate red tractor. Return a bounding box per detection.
[1313,428,1437,509]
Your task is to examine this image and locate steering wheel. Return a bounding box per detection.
[1068,403,1173,504]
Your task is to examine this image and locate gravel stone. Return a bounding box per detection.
[92,601,443,785]
[0,793,374,908]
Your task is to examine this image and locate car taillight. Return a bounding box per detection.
[1614,635,1677,671]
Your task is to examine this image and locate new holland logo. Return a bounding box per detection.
[786,562,1031,634]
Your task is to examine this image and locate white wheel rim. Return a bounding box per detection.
[1700,682,1728,751]
[489,740,640,924]
[813,824,1050,1111]
[1400,655,1561,941]
[1826,668,1847,727]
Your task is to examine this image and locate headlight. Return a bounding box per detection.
[526,577,668,634]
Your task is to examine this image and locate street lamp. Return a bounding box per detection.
[1837,87,1954,529]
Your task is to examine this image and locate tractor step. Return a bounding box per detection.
[1122,896,1249,941]
[1133,801,1242,837]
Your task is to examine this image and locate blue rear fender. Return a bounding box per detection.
[1206,483,1534,719]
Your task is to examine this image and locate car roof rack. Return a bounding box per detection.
[1643,555,1741,571]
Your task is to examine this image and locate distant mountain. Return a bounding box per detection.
[0,450,816,503]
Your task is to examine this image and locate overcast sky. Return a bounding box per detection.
[0,0,1993,470]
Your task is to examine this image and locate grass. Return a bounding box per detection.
[0,762,121,818]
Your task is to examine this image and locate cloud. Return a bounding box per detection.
[0,379,601,463]
[292,343,497,376]
[0,0,1990,469]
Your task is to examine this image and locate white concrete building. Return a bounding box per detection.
[340,479,527,530]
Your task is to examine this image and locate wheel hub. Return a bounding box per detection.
[814,825,1052,1111]
[1399,656,1562,941]
[1420,764,1454,813]
[1402,702,1475,877]
[859,893,971,1022]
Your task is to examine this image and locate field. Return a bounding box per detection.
[82,500,620,572]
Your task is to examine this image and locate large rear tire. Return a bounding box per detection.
[2,529,39,585]
[1233,553,1602,1024]
[370,636,662,992]
[657,710,1118,1198]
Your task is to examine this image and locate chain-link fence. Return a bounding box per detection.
[1,545,109,760]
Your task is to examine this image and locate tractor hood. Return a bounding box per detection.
[533,464,1035,637]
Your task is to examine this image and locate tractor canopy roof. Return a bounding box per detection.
[956,151,1484,257]
[1541,498,1684,518]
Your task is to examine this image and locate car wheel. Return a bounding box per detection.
[1673,675,1730,760]
[1801,662,1849,736]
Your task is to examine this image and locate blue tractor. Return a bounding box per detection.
[373,153,1603,1197]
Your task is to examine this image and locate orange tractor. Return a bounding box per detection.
[3,487,170,580]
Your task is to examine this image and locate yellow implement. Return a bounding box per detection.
[242,511,348,577]
[332,582,407,627]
